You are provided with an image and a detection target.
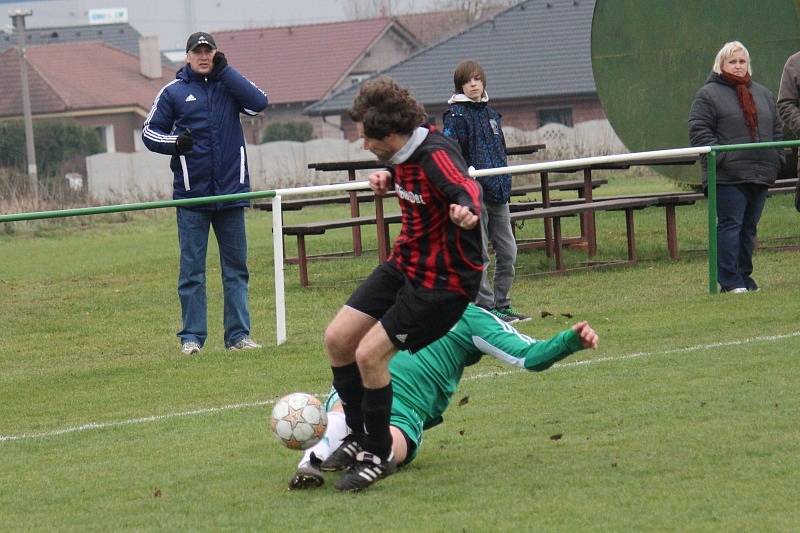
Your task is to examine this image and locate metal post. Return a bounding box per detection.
[272,195,287,345]
[707,151,718,294]
[9,9,37,203]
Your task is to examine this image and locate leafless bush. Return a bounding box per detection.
[0,169,149,236]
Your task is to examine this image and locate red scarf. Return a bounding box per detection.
[720,71,758,141]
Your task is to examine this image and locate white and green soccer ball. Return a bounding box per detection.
[270,392,328,450]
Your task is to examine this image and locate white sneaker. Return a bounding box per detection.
[228,337,262,350]
[728,288,748,294]
[181,341,201,355]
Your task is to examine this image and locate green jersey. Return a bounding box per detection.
[388,303,584,429]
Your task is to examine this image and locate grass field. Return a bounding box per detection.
[2,174,800,531]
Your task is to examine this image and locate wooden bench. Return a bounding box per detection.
[514,178,798,263]
[283,212,402,287]
[274,176,609,286]
[509,197,663,272]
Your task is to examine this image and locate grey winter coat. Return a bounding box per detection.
[688,72,783,188]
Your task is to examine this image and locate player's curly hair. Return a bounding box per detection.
[348,76,426,139]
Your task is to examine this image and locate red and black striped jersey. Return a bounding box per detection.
[387,128,484,298]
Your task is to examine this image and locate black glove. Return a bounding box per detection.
[211,51,228,77]
[176,130,193,154]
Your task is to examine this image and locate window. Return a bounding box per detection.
[538,108,573,128]
[95,125,116,153]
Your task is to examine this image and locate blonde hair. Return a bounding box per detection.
[712,41,752,75]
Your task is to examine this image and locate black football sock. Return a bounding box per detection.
[362,383,393,460]
[331,362,365,439]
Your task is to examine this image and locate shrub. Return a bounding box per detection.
[0,119,103,181]
[261,121,315,143]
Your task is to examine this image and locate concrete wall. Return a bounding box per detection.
[86,138,375,201]
[86,120,625,202]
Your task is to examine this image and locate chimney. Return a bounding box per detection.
[139,35,162,79]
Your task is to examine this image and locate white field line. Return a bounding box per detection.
[465,330,800,381]
[3,330,799,444]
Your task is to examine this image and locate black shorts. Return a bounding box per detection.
[346,263,469,352]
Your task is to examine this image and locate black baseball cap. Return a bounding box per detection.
[186,32,217,52]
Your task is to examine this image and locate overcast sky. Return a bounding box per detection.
[3,0,445,50]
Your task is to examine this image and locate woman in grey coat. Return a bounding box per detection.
[689,41,784,293]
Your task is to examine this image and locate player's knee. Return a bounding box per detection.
[353,346,378,371]
[323,326,354,362]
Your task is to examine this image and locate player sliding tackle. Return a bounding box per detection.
[291,304,598,489]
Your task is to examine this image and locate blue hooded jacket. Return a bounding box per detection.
[142,63,268,209]
[443,96,511,204]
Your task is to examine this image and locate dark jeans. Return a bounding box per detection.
[716,183,767,291]
[176,206,251,347]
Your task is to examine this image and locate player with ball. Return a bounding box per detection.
[288,303,598,490]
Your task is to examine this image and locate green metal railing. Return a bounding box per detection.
[705,139,800,294]
[0,190,278,223]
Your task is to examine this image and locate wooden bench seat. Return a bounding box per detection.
[283,213,402,287]
[509,197,661,272]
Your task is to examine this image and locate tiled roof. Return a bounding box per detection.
[307,0,596,115]
[213,17,419,106]
[0,41,176,118]
[0,22,174,65]
[396,8,504,46]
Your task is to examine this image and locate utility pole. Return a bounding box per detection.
[185,0,195,37]
[9,9,38,202]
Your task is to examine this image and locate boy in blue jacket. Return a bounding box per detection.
[142,32,268,355]
[443,60,529,324]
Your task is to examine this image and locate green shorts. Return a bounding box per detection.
[324,387,424,466]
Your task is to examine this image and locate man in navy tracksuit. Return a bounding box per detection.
[142,32,268,355]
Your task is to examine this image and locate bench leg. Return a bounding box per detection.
[581,169,597,257]
[553,217,564,273]
[665,205,679,260]
[296,235,309,287]
[541,172,554,257]
[625,209,637,263]
[349,190,362,257]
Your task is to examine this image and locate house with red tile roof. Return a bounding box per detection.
[0,40,174,153]
[213,17,422,140]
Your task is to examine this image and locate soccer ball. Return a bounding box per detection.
[270,392,328,450]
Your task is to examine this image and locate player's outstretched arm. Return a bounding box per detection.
[468,305,597,371]
[571,321,599,349]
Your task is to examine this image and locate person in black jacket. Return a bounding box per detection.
[443,60,529,323]
[143,32,268,354]
[688,41,783,293]
[322,76,483,492]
